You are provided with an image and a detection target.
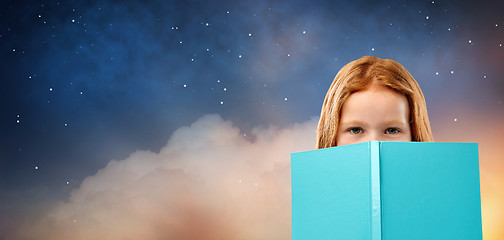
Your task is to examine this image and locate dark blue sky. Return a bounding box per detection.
[1,0,504,237]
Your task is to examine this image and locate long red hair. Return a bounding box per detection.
[316,56,433,149]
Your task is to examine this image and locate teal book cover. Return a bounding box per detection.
[291,141,482,240]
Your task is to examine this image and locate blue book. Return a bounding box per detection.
[291,141,482,240]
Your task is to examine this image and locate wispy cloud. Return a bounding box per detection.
[12,114,317,240]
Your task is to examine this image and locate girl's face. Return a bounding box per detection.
[336,84,412,146]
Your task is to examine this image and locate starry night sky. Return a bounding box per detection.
[1,0,504,239]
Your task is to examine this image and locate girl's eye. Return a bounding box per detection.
[385,128,400,134]
[349,127,363,134]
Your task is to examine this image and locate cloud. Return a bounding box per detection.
[14,114,317,240]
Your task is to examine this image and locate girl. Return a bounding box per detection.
[316,56,433,148]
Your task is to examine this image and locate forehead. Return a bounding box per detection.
[340,86,409,121]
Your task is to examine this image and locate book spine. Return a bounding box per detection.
[370,141,382,240]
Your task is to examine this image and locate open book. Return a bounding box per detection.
[291,141,482,240]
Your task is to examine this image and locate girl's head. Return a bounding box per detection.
[316,56,433,149]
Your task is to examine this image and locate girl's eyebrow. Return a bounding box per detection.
[339,120,408,126]
[339,120,367,126]
[380,120,409,125]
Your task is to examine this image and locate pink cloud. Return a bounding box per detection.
[14,114,317,240]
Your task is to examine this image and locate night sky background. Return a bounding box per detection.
[1,0,503,239]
